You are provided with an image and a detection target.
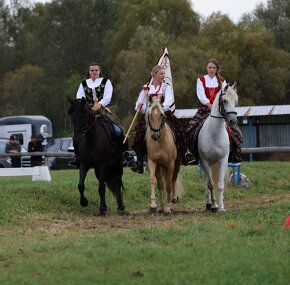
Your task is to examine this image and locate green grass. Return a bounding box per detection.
[0,162,290,285]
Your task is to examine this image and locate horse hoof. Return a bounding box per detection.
[80,197,88,207]
[149,207,158,214]
[218,208,226,212]
[206,204,212,211]
[171,197,179,203]
[163,211,172,216]
[98,212,106,217]
[211,207,219,213]
[118,205,125,211]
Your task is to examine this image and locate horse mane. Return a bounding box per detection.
[214,83,239,107]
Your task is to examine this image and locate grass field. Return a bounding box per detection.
[0,162,289,285]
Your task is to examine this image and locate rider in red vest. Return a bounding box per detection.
[187,58,242,163]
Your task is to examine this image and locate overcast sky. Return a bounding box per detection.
[34,0,268,23]
[190,0,268,23]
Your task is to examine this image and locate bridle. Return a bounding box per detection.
[210,89,237,120]
[147,105,165,141]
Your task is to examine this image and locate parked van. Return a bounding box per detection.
[0,115,52,149]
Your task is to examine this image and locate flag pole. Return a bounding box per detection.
[123,87,149,144]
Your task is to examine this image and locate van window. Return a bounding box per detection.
[60,139,71,151]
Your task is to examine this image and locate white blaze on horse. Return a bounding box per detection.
[145,95,183,215]
[198,83,238,212]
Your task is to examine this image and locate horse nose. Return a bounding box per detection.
[229,117,237,125]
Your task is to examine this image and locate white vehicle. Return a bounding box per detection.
[0,115,52,149]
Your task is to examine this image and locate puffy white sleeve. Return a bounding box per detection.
[76,83,85,99]
[135,89,147,114]
[99,79,113,107]
[196,78,209,105]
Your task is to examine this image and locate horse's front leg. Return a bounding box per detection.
[156,167,165,213]
[201,161,218,212]
[78,165,90,207]
[148,159,157,213]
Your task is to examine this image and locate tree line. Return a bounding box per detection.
[0,0,289,136]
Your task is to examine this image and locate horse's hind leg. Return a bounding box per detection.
[95,168,107,216]
[78,166,90,207]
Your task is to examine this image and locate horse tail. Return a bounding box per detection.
[105,162,125,196]
[211,163,229,190]
[173,174,184,200]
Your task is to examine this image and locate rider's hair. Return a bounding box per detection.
[151,65,163,77]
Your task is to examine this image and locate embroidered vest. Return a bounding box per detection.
[82,78,108,106]
[199,76,224,104]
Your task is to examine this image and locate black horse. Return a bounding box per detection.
[68,98,125,216]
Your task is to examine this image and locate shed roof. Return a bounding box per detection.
[175,105,290,119]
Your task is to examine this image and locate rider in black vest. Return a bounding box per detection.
[69,63,126,167]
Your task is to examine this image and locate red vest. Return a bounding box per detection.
[199,76,225,104]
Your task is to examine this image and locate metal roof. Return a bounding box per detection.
[175,105,290,119]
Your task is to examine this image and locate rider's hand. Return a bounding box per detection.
[92,103,101,112]
[206,102,212,110]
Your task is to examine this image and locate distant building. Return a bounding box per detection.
[175,105,290,161]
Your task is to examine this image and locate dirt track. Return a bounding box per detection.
[18,192,290,235]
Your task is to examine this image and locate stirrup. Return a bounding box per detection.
[131,162,143,174]
[184,152,198,165]
[68,156,80,168]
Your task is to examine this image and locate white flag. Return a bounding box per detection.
[155,47,175,112]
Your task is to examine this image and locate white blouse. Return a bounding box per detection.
[135,82,173,114]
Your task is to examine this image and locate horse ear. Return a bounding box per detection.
[160,95,165,104]
[149,95,153,104]
[224,84,229,92]
[231,81,237,90]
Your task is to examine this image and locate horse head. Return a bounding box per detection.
[68,97,93,132]
[146,95,165,141]
[216,82,238,125]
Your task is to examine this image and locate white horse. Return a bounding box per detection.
[198,83,238,212]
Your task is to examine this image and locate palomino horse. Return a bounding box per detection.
[68,98,125,216]
[145,96,183,214]
[198,83,238,212]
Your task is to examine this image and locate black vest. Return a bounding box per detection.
[82,78,108,106]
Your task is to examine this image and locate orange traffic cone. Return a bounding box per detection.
[283,215,290,228]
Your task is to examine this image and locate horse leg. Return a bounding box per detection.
[164,163,175,215]
[115,175,125,212]
[217,161,227,212]
[78,165,90,207]
[95,167,107,216]
[171,162,181,203]
[202,161,218,212]
[156,167,165,213]
[148,159,158,213]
